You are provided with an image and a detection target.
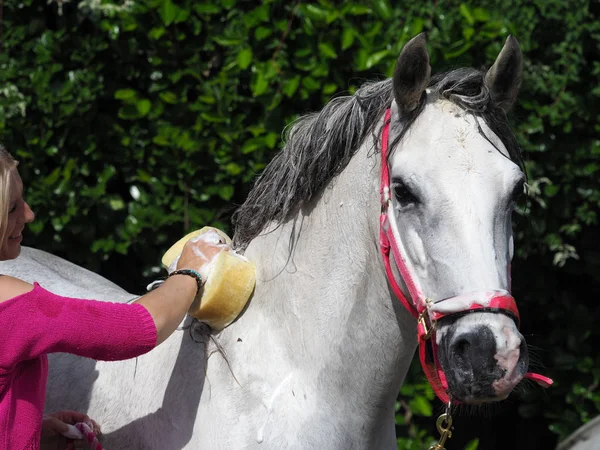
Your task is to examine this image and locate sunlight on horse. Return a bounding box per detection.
[0,34,537,449]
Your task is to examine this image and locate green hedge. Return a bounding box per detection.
[1,1,598,448]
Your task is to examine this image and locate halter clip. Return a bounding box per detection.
[418,309,436,340]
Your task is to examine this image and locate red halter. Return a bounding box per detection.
[378,108,552,403]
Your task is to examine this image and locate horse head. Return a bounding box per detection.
[386,33,533,404]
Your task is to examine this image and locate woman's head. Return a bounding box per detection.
[0,145,35,260]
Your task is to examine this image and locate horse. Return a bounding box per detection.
[0,34,542,449]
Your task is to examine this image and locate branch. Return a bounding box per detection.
[271,0,302,63]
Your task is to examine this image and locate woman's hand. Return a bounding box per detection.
[176,230,230,282]
[41,410,100,449]
[137,230,231,346]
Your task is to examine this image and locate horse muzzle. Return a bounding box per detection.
[436,313,529,403]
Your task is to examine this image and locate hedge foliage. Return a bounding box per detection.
[1,0,598,449]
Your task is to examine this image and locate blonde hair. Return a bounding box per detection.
[0,144,18,245]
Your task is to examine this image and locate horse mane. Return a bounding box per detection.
[232,68,524,249]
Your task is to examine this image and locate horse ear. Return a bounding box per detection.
[393,33,431,113]
[485,35,523,113]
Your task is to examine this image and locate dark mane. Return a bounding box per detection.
[232,68,523,249]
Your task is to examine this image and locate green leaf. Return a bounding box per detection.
[295,48,312,58]
[342,28,355,50]
[194,4,221,15]
[225,163,243,176]
[463,26,475,41]
[372,0,392,20]
[345,5,371,16]
[283,75,301,97]
[148,27,166,40]
[109,198,125,211]
[153,135,170,146]
[118,104,140,120]
[248,3,269,23]
[174,8,190,24]
[159,91,178,104]
[241,137,263,154]
[237,48,253,69]
[28,220,44,235]
[301,4,329,22]
[472,7,490,22]
[200,112,227,123]
[318,42,337,59]
[409,396,432,416]
[444,41,473,59]
[365,49,389,69]
[251,71,269,96]
[159,0,179,26]
[136,99,152,116]
[355,48,369,71]
[323,83,337,95]
[480,20,505,37]
[459,4,475,25]
[44,167,61,186]
[465,439,480,450]
[410,17,424,36]
[326,10,339,24]
[264,132,278,149]
[213,36,243,47]
[255,26,272,40]
[302,76,320,92]
[218,185,234,200]
[545,184,560,197]
[243,4,269,27]
[114,89,137,100]
[196,95,216,104]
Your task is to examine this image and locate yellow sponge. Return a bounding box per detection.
[161,226,255,330]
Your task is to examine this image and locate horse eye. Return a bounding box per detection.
[511,180,526,202]
[393,182,419,207]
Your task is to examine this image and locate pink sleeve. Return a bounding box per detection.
[0,283,157,372]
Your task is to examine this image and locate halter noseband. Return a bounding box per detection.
[378,108,552,403]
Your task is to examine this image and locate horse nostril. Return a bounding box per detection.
[453,338,471,360]
[448,327,497,372]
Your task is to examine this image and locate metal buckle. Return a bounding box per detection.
[418,304,436,340]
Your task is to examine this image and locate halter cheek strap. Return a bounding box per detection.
[378,108,552,403]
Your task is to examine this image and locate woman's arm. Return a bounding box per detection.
[133,274,197,345]
[0,280,158,367]
[0,235,226,367]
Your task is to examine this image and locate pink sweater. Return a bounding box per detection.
[0,283,157,449]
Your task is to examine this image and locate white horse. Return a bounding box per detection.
[1,34,539,449]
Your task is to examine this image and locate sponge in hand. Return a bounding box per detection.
[161,226,255,330]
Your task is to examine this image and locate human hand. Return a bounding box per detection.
[175,230,230,282]
[41,410,100,449]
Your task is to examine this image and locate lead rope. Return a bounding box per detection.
[62,421,103,449]
[74,422,103,449]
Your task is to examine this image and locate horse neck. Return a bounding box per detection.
[222,136,418,428]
